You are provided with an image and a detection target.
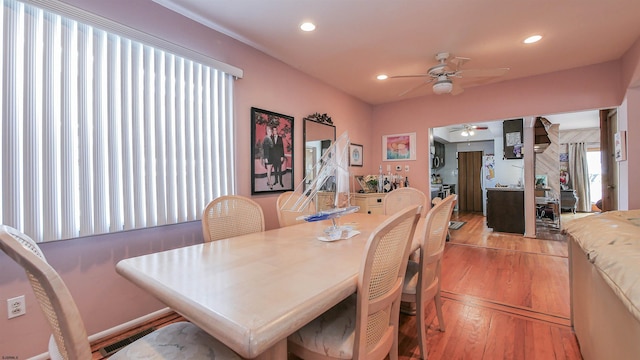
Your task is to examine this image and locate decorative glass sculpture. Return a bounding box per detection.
[279,132,359,239]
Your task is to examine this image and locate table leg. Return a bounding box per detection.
[253,339,287,360]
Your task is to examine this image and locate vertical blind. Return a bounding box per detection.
[1,0,237,242]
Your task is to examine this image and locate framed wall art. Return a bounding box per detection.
[615,130,627,161]
[382,132,416,161]
[535,174,548,188]
[251,107,294,194]
[349,143,363,166]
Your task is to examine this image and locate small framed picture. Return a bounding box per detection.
[349,143,363,167]
[382,132,416,161]
[615,130,627,161]
[535,175,548,188]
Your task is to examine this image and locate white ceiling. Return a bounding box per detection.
[153,0,640,105]
[152,0,629,130]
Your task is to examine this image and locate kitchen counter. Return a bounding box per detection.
[486,188,524,234]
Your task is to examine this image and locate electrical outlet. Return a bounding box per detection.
[386,165,391,172]
[7,295,26,319]
[395,165,402,171]
[405,165,410,172]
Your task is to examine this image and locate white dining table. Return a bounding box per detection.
[116,212,424,359]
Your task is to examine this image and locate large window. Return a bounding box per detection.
[1,0,239,242]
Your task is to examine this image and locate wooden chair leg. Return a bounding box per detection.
[416,297,428,359]
[434,291,445,332]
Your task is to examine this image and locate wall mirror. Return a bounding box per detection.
[303,118,336,189]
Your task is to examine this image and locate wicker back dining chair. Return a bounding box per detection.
[0,225,240,360]
[276,191,316,227]
[401,194,456,359]
[383,187,428,218]
[202,195,265,242]
[288,205,422,360]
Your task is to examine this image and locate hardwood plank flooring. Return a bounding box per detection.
[90,211,583,359]
[396,211,582,359]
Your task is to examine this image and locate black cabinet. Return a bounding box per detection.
[503,118,523,159]
[486,189,524,234]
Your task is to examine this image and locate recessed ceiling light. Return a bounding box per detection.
[300,22,316,32]
[524,35,542,44]
[377,74,388,80]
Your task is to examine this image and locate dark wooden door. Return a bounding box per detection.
[600,109,618,211]
[457,151,483,212]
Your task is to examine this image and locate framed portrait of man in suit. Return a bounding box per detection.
[251,107,294,194]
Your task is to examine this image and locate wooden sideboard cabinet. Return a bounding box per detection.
[486,188,524,234]
[351,192,385,215]
[561,189,579,213]
[316,192,385,215]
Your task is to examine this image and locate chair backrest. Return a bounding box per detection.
[202,195,265,242]
[383,187,427,217]
[0,225,92,359]
[276,191,316,227]
[419,194,457,290]
[353,205,422,359]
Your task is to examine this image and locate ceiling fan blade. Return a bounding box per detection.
[451,56,471,70]
[457,67,510,77]
[461,124,490,131]
[397,80,431,97]
[388,74,430,79]
[450,81,464,95]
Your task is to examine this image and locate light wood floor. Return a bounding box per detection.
[395,211,583,359]
[91,211,584,359]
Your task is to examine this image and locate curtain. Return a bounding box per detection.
[1,0,236,242]
[568,143,591,212]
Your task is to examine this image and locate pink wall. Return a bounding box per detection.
[371,61,625,198]
[2,0,639,358]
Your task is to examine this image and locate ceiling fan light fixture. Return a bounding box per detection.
[461,130,469,137]
[432,78,453,94]
[524,35,542,44]
[300,22,316,32]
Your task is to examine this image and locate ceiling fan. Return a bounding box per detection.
[390,52,509,96]
[449,124,489,137]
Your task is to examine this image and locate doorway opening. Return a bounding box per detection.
[587,148,602,211]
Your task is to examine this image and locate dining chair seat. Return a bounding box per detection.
[402,261,436,296]
[49,321,241,359]
[290,293,358,358]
